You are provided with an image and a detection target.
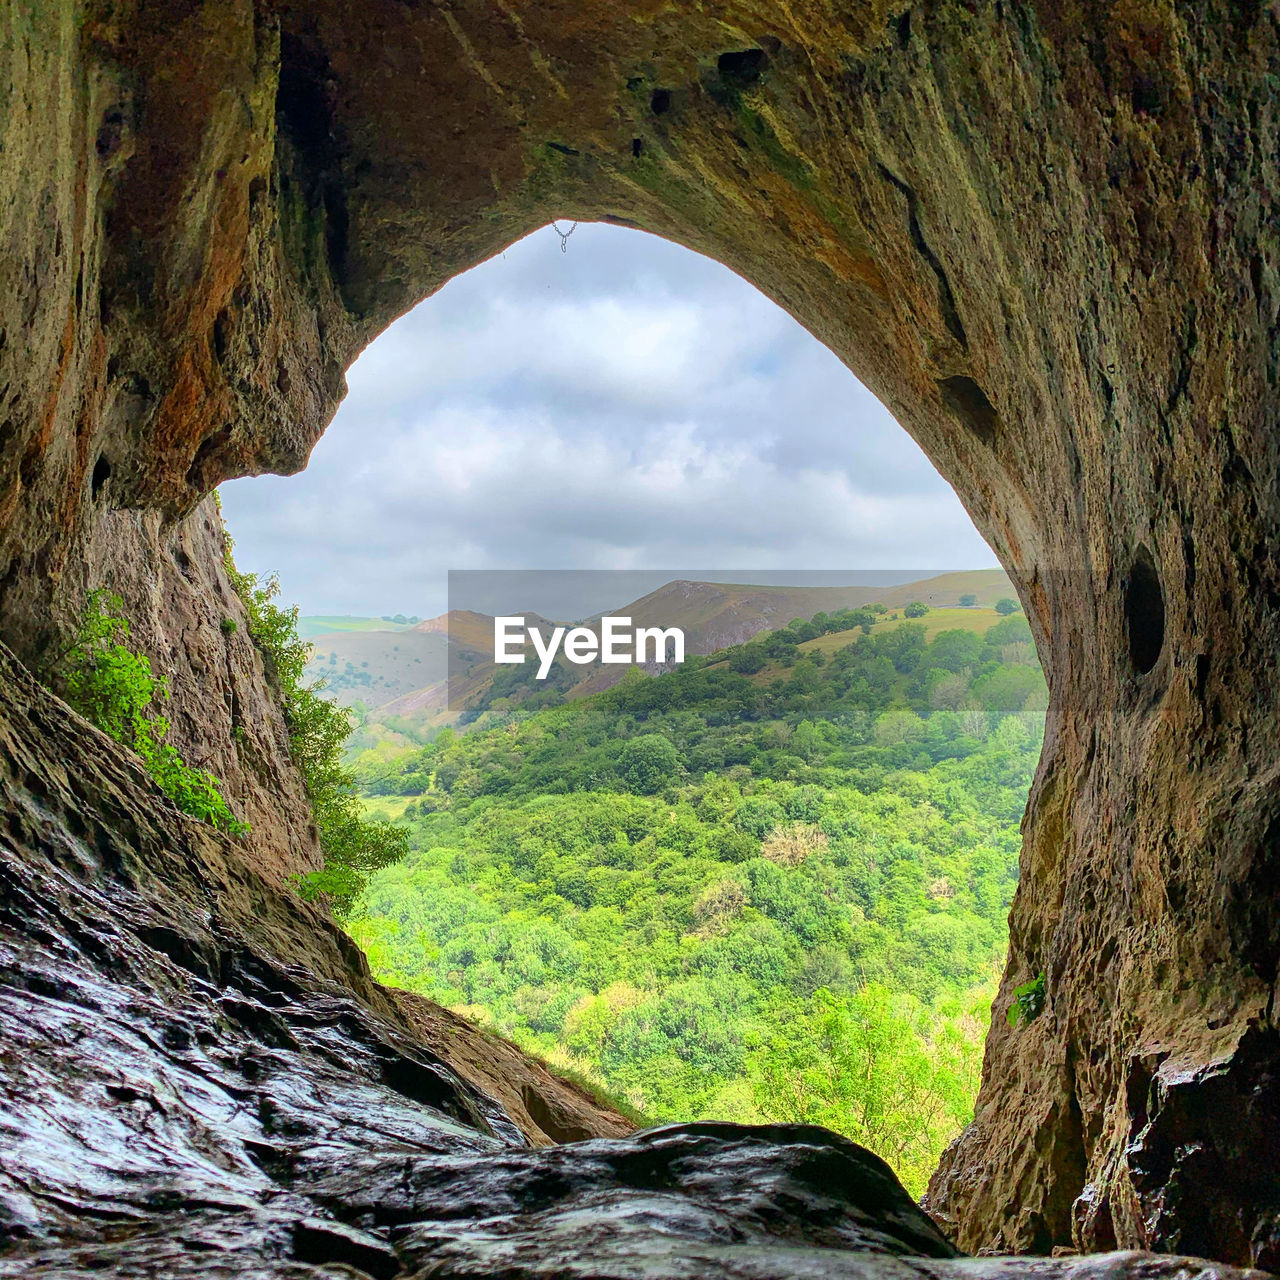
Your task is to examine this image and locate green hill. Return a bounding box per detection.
[347,605,1045,1195]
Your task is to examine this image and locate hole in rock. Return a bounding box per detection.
[650,88,672,115]
[91,454,111,498]
[221,224,1043,1199]
[717,49,768,89]
[938,375,1001,446]
[1125,544,1165,674]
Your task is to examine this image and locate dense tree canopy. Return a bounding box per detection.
[347,614,1044,1194]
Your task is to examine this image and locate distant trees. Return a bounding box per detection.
[929,629,984,672]
[959,593,978,607]
[903,601,929,618]
[729,647,767,674]
[995,598,1019,616]
[983,615,1032,648]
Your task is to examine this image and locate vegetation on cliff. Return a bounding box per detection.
[348,612,1044,1193]
[58,592,247,834]
[223,543,409,916]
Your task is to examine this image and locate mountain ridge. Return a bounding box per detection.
[310,570,1015,729]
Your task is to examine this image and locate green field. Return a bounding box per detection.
[297,615,418,640]
[359,794,417,822]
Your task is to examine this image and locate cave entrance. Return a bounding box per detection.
[220,222,1044,1197]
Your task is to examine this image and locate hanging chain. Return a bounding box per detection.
[551,220,578,253]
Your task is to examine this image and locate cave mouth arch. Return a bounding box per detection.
[222,219,1042,1200]
[2,0,1276,1263]
[220,222,1000,619]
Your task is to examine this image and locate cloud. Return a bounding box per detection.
[219,223,997,616]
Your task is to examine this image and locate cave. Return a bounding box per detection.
[3,2,1280,1276]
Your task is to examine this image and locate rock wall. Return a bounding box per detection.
[83,495,320,880]
[2,0,1280,1268]
[0,638,1259,1278]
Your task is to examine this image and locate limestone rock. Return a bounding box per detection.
[0,631,1260,1280]
[0,639,629,1255]
[3,0,1280,1265]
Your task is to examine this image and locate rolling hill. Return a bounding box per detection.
[307,569,1018,728]
[306,629,449,707]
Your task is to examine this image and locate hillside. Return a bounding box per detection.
[348,605,1046,1195]
[326,570,1016,730]
[714,607,1025,687]
[305,627,450,707]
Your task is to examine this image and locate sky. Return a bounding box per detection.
[219,222,997,619]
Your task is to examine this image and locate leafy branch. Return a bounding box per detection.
[223,538,408,918]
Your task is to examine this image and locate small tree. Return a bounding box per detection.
[224,556,408,918]
[959,593,978,608]
[729,646,767,675]
[617,734,681,794]
[903,601,929,618]
[995,597,1019,616]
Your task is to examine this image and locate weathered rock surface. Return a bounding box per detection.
[4,0,1280,1268]
[4,641,1254,1280]
[83,494,322,880]
[0,641,630,1247]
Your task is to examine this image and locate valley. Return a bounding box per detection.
[345,597,1044,1196]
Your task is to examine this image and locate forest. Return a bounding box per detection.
[345,610,1045,1195]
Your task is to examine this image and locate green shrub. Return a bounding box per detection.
[223,549,408,918]
[728,645,767,675]
[61,591,247,834]
[1006,972,1046,1027]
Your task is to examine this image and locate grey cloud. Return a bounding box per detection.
[219,224,996,617]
